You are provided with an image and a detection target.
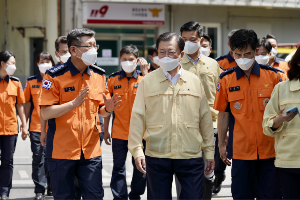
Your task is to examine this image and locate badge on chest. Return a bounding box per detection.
[64,86,75,92]
[229,86,240,92]
[114,85,121,89]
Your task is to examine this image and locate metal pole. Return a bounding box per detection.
[4,0,9,49]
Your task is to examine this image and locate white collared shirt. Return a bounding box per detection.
[163,67,182,86]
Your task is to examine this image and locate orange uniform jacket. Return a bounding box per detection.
[39,59,108,160]
[272,57,290,75]
[214,62,281,160]
[0,76,25,135]
[216,52,237,72]
[24,74,43,133]
[107,69,143,140]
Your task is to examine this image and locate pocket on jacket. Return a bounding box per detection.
[276,134,300,161]
[182,123,202,153]
[146,124,170,153]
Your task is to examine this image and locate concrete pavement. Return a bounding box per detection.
[8,133,233,199]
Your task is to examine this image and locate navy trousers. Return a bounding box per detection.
[111,138,146,200]
[214,131,226,178]
[74,132,104,199]
[47,152,104,200]
[278,168,300,199]
[146,155,204,200]
[0,134,18,196]
[30,132,47,194]
[231,158,281,199]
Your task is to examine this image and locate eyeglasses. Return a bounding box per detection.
[75,45,99,50]
[158,51,177,57]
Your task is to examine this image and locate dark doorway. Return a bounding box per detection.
[30,38,44,76]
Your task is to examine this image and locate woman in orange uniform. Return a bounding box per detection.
[0,51,28,200]
[24,52,54,200]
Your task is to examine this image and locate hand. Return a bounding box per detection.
[135,156,146,174]
[40,131,47,147]
[219,144,231,166]
[140,58,150,76]
[103,93,121,113]
[205,159,215,175]
[273,108,297,129]
[71,86,89,108]
[20,124,29,140]
[104,131,111,145]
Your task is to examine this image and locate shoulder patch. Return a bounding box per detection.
[109,71,121,79]
[219,67,236,79]
[215,55,226,61]
[27,75,38,81]
[47,63,67,75]
[9,76,20,82]
[260,64,278,73]
[90,65,105,75]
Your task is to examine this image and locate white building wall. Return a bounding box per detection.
[0,0,58,85]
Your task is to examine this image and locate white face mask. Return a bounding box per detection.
[153,56,160,66]
[200,47,210,57]
[56,52,71,63]
[184,41,200,54]
[255,55,269,65]
[235,58,255,71]
[5,64,16,75]
[159,57,179,72]
[76,47,98,66]
[121,61,137,73]
[271,48,277,57]
[38,63,52,74]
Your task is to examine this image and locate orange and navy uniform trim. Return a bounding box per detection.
[216,52,237,72]
[0,75,25,135]
[24,74,44,133]
[214,61,281,160]
[107,69,143,140]
[39,59,108,160]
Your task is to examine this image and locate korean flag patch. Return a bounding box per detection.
[216,82,221,91]
[42,79,52,90]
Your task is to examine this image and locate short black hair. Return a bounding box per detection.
[120,45,139,58]
[55,36,67,52]
[263,34,278,43]
[257,38,272,53]
[67,28,95,50]
[287,46,300,80]
[203,33,212,47]
[148,44,158,57]
[180,21,204,38]
[228,29,239,40]
[36,52,55,66]
[156,32,185,53]
[230,29,258,52]
[0,51,15,65]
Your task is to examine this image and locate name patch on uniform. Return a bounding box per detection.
[229,86,240,92]
[32,85,40,88]
[64,86,75,92]
[216,82,221,91]
[114,85,121,89]
[134,84,139,88]
[42,79,52,90]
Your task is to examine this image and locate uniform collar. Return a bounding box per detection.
[274,57,280,64]
[37,73,43,82]
[157,66,187,83]
[0,75,10,83]
[290,79,300,91]
[236,61,260,80]
[226,51,235,63]
[119,69,139,80]
[67,58,91,76]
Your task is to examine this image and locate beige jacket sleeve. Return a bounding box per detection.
[199,81,215,160]
[263,84,284,137]
[128,79,146,159]
[199,63,220,124]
